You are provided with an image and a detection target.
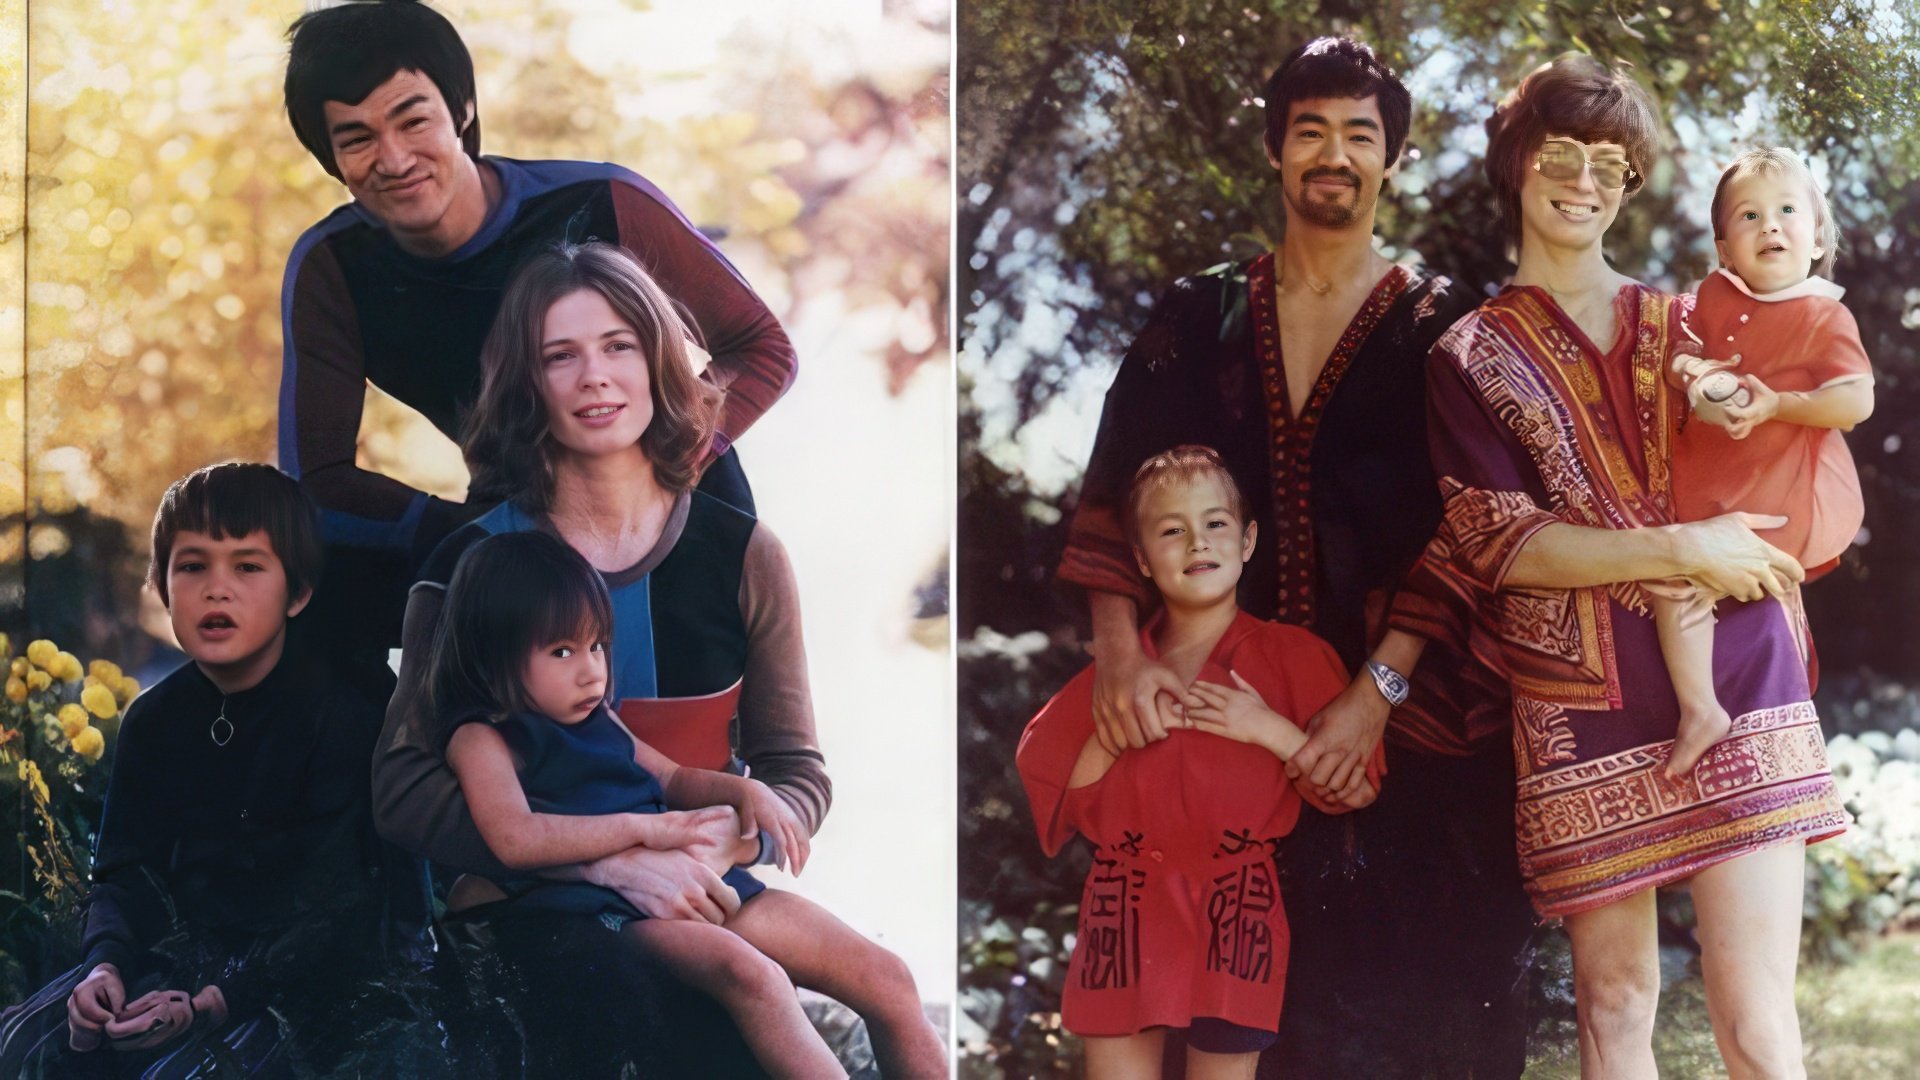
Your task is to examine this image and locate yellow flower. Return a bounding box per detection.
[0,632,10,658]
[70,726,104,761]
[17,760,48,804]
[25,640,57,671]
[9,658,26,679]
[53,653,83,683]
[115,676,140,705]
[82,684,118,720]
[88,659,123,684]
[5,677,24,703]
[26,670,51,692]
[57,703,89,739]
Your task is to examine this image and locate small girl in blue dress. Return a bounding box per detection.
[427,530,945,1079]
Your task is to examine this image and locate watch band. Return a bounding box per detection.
[1366,660,1410,707]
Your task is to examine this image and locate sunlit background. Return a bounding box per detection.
[4,0,953,1025]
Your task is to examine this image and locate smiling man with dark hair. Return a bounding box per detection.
[278,0,791,681]
[276,3,798,1074]
[1058,36,1535,1079]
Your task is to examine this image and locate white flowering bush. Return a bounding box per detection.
[1804,728,1920,960]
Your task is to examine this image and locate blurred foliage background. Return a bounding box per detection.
[957,1,1920,1076]
[1,0,954,1025]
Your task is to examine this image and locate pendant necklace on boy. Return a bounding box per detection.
[211,697,233,746]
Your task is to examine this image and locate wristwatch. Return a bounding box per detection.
[1366,660,1410,707]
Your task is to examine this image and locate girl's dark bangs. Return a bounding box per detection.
[528,564,615,647]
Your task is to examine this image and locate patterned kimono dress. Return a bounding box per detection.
[1016,612,1381,1037]
[1393,283,1848,916]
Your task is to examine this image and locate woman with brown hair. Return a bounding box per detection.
[371,242,942,1076]
[380,240,828,912]
[1393,56,1846,1079]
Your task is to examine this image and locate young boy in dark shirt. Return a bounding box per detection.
[6,463,386,1074]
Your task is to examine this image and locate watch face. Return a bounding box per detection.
[1370,662,1409,705]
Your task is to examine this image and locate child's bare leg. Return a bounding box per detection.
[726,890,948,1079]
[620,918,846,1080]
[1080,1030,1165,1080]
[1565,887,1660,1080]
[1186,1046,1260,1080]
[1657,590,1731,778]
[1692,841,1808,1080]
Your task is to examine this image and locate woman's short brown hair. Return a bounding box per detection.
[463,242,718,511]
[1484,54,1662,247]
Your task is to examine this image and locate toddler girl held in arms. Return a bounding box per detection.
[428,530,944,1080]
[1662,147,1875,777]
[1017,446,1382,1079]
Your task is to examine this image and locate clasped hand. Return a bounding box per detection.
[68,964,227,1053]
[665,780,810,877]
[1708,374,1781,441]
[1288,673,1386,809]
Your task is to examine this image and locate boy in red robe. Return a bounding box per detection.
[1017,446,1383,1077]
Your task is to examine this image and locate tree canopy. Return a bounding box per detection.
[959,0,1920,675]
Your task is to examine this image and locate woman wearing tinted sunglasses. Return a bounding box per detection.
[1394,54,1843,1079]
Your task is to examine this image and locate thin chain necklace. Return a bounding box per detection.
[1280,268,1335,296]
[210,696,233,746]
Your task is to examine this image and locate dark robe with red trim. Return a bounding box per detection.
[1055,253,1536,1079]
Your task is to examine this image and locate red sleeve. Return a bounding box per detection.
[1015,667,1100,857]
[1805,301,1873,387]
[611,180,795,452]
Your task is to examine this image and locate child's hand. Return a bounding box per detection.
[100,984,222,1051]
[66,963,125,1051]
[741,778,812,877]
[1720,375,1780,439]
[680,805,753,875]
[653,806,740,853]
[1184,672,1301,756]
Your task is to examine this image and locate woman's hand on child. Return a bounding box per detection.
[585,846,741,924]
[1669,512,1803,602]
[66,963,125,1051]
[1719,375,1780,439]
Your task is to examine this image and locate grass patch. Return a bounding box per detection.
[1524,933,1920,1079]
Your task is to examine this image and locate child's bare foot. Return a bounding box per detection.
[1667,703,1732,778]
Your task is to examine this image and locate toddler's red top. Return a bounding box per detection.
[1015,611,1383,1037]
[1672,268,1872,568]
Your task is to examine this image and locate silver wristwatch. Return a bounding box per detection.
[1366,660,1410,707]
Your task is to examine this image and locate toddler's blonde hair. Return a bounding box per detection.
[1710,147,1839,280]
